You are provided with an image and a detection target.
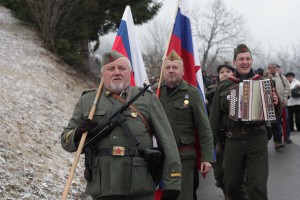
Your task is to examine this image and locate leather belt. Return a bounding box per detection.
[178,144,194,152]
[226,125,265,138]
[95,146,144,157]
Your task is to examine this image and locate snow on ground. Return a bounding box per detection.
[0,6,94,199]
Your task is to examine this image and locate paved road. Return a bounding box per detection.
[196,131,300,200]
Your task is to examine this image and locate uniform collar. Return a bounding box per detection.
[104,86,131,98]
[163,80,188,91]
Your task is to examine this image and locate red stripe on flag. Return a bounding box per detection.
[182,49,197,87]
[167,35,182,55]
[112,36,136,86]
[167,35,197,87]
[130,71,136,86]
[112,36,129,58]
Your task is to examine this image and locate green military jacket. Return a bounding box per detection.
[209,74,282,143]
[61,86,181,197]
[152,80,214,162]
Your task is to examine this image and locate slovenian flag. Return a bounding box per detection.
[155,1,209,198]
[167,0,205,99]
[112,6,148,87]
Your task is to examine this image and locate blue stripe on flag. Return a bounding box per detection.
[172,8,194,54]
[117,20,132,62]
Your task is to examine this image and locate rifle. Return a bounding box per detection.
[83,83,151,153]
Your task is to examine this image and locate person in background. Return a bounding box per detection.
[205,62,235,114]
[153,50,214,200]
[286,72,300,134]
[205,62,235,200]
[255,68,264,76]
[202,70,212,89]
[210,44,280,200]
[61,50,182,200]
[268,63,291,146]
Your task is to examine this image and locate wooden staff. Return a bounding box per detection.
[155,0,181,97]
[62,79,104,200]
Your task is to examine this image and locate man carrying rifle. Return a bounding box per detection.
[61,50,181,200]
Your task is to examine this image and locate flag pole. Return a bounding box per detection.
[156,0,181,97]
[62,79,104,200]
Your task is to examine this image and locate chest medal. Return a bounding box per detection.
[131,111,138,118]
[183,94,189,107]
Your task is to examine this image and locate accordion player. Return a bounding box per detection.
[229,79,276,122]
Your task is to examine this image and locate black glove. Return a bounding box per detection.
[161,190,180,200]
[74,119,98,142]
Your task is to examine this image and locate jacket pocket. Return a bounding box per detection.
[172,102,192,122]
[85,157,101,196]
[130,157,155,194]
[180,134,195,144]
[85,110,106,123]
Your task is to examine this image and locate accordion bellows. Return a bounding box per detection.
[229,79,276,122]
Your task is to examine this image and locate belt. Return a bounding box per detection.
[95,146,144,157]
[178,144,194,152]
[226,125,265,138]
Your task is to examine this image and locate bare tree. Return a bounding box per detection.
[141,18,170,78]
[26,0,94,53]
[268,42,300,75]
[191,0,248,74]
[289,42,300,73]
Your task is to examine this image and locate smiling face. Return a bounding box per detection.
[233,52,253,75]
[163,59,184,88]
[102,57,131,93]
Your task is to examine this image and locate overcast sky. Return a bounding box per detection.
[158,0,300,50]
[98,0,299,55]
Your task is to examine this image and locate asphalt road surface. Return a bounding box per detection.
[196,131,300,200]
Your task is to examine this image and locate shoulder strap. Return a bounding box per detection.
[279,73,286,88]
[111,93,153,136]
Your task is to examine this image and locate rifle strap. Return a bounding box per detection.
[111,93,153,136]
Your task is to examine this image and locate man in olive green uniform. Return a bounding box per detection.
[153,50,214,200]
[61,50,182,200]
[209,44,280,200]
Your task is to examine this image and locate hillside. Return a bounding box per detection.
[0,6,94,199]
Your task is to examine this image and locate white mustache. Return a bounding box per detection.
[112,76,122,80]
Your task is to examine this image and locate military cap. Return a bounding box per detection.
[101,50,125,67]
[234,44,251,59]
[217,61,235,74]
[165,50,183,61]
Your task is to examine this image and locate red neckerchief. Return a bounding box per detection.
[228,73,261,83]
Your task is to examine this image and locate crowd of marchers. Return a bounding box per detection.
[61,44,300,200]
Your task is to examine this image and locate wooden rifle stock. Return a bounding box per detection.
[61,80,104,200]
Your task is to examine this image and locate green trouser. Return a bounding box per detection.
[224,132,269,200]
[212,150,225,193]
[177,158,195,200]
[92,194,154,200]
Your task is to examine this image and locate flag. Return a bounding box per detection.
[167,0,205,99]
[112,6,148,87]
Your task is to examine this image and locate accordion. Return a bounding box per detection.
[229,79,276,122]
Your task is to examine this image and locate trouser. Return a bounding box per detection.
[224,132,269,200]
[212,150,225,193]
[193,165,199,200]
[93,194,154,200]
[177,158,195,200]
[271,117,283,143]
[281,106,291,141]
[288,105,300,131]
